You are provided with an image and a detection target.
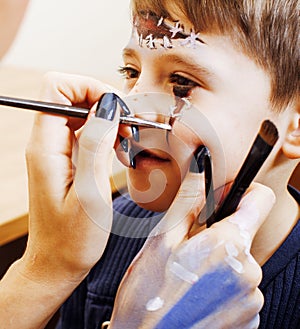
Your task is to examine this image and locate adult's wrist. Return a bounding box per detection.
[0,258,86,329]
[18,252,90,288]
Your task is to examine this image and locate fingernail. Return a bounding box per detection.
[117,96,131,116]
[131,125,140,142]
[95,93,117,121]
[129,148,136,169]
[120,136,129,153]
[189,145,208,173]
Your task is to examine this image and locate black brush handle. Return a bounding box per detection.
[0,96,89,118]
[206,134,274,227]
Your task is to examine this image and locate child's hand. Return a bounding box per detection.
[22,72,120,283]
[110,173,275,329]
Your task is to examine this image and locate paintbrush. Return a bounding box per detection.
[0,95,172,131]
[206,120,279,227]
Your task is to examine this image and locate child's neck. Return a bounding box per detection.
[251,185,299,266]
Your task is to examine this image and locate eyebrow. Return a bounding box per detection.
[122,48,217,82]
[161,54,216,81]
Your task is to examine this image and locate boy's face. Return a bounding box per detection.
[118,15,281,212]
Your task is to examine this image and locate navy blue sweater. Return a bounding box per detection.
[56,188,300,329]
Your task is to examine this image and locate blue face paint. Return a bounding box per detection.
[154,266,242,329]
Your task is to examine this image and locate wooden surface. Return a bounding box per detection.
[0,66,127,246]
[0,66,40,245]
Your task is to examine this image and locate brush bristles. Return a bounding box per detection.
[260,120,279,146]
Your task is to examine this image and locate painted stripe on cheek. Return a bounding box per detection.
[154,267,241,329]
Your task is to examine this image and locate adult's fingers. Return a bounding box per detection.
[71,106,120,230]
[220,183,276,241]
[27,73,117,202]
[26,112,74,209]
[150,171,205,248]
[40,72,109,107]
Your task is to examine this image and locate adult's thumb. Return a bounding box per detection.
[151,170,205,248]
[223,183,276,241]
[73,96,120,230]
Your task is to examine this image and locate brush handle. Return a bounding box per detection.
[206,134,274,227]
[0,96,89,118]
[0,95,172,130]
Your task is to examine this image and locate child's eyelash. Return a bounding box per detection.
[118,68,199,97]
[118,66,139,79]
[169,74,199,88]
[170,74,199,97]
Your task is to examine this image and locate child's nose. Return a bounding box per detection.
[128,71,166,95]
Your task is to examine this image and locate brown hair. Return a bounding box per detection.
[131,0,299,110]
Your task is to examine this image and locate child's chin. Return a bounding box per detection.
[129,189,175,213]
[135,201,170,213]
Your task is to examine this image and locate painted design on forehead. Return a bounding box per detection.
[134,12,205,50]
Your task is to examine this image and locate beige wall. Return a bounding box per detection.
[3,0,132,84]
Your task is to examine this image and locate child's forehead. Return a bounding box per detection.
[133,12,205,49]
[134,12,187,39]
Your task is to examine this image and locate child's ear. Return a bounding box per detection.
[282,107,300,160]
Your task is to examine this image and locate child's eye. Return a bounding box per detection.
[170,74,199,88]
[170,74,199,97]
[118,66,139,79]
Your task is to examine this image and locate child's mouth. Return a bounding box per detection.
[133,148,170,169]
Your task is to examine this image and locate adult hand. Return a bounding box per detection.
[110,171,275,329]
[0,72,120,329]
[24,72,120,279]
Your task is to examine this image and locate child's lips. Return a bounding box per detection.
[133,147,171,168]
[138,149,169,160]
